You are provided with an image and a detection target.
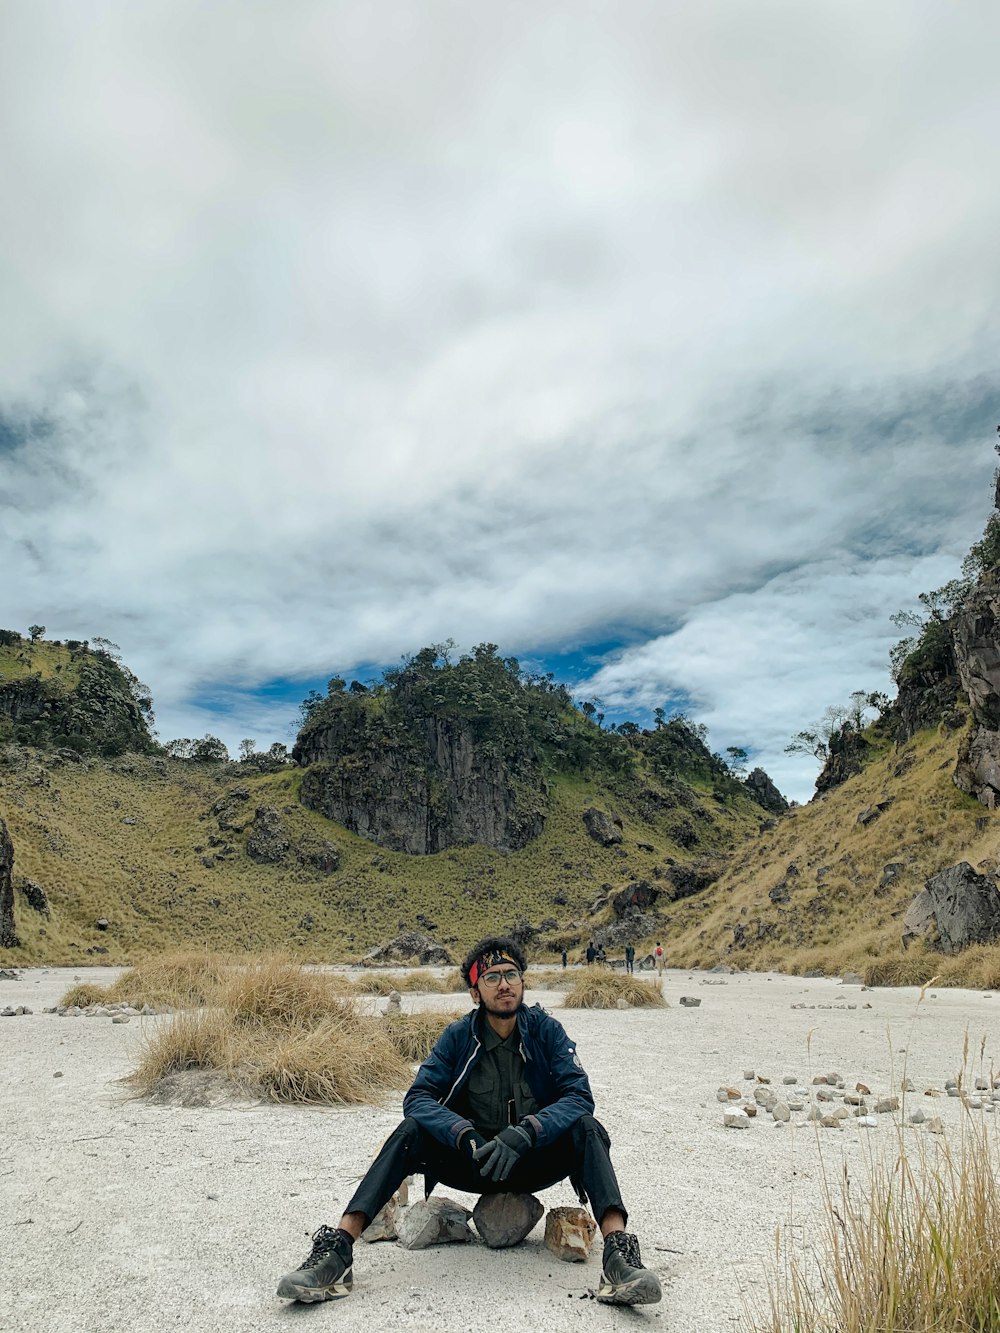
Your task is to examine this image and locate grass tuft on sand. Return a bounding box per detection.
[563,971,666,1009]
[749,1121,1000,1333]
[125,954,459,1105]
[60,949,235,1010]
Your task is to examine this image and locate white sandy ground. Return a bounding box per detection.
[2,967,1000,1333]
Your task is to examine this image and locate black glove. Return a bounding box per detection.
[456,1126,488,1160]
[472,1123,535,1182]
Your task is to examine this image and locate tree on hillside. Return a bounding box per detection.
[725,746,748,777]
[28,624,45,642]
[785,691,883,764]
[239,738,256,762]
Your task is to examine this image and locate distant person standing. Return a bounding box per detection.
[586,941,596,966]
[561,948,568,969]
[624,943,635,975]
[655,942,664,975]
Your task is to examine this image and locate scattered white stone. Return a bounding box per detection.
[724,1109,750,1128]
[856,1115,878,1128]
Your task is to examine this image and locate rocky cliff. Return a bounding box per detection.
[0,812,16,948]
[297,713,546,854]
[0,646,154,756]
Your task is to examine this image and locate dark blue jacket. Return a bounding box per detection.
[402,1003,595,1150]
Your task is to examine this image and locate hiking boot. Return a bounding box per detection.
[596,1231,662,1306]
[276,1225,354,1302]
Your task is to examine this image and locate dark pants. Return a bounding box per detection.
[625,959,634,974]
[344,1114,627,1229]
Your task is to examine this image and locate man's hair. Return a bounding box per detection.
[461,935,528,986]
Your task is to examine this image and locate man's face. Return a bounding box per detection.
[470,963,524,1017]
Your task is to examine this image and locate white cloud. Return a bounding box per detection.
[1,1,998,793]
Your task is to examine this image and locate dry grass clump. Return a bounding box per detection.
[748,1120,1000,1333]
[384,1011,463,1062]
[563,972,667,1009]
[523,968,573,990]
[220,958,356,1027]
[353,969,452,995]
[60,949,235,1010]
[238,1012,410,1105]
[128,960,421,1104]
[60,982,112,1008]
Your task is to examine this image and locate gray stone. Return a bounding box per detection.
[772,1103,791,1123]
[842,971,864,985]
[111,1014,130,1024]
[909,1108,926,1124]
[902,863,1000,953]
[395,1197,475,1250]
[0,814,17,949]
[362,1191,403,1243]
[543,1206,596,1262]
[472,1192,544,1248]
[874,1097,899,1114]
[679,996,701,1007]
[724,1109,750,1128]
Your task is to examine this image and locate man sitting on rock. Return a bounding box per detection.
[276,934,661,1308]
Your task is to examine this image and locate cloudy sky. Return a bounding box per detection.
[2,1,998,802]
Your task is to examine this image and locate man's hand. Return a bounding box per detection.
[456,1126,488,1160]
[472,1124,535,1182]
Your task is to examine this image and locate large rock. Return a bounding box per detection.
[902,862,1000,953]
[395,1197,475,1249]
[583,808,623,846]
[0,814,17,948]
[244,806,289,864]
[18,878,49,916]
[953,582,1000,729]
[611,880,659,916]
[361,931,453,967]
[472,1192,544,1248]
[743,768,789,815]
[665,855,727,901]
[814,724,870,795]
[954,726,1000,808]
[543,1206,597,1262]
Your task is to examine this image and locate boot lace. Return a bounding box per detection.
[607,1231,643,1270]
[301,1225,346,1271]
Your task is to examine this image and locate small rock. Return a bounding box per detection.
[771,1103,790,1122]
[473,1192,544,1249]
[743,1070,755,1081]
[724,1110,750,1128]
[362,1193,402,1243]
[975,1076,989,1091]
[820,1115,842,1129]
[679,996,701,1007]
[909,1109,925,1124]
[856,1115,878,1128]
[782,1075,796,1085]
[111,1014,130,1025]
[53,1071,63,1078]
[901,1078,915,1093]
[544,1206,597,1262]
[874,1097,899,1114]
[396,1197,475,1249]
[927,1117,945,1135]
[741,1102,757,1118]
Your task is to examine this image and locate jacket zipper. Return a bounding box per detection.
[441,1032,481,1106]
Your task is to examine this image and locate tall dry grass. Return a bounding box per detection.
[352,969,454,996]
[747,1020,1000,1333]
[61,949,235,1010]
[748,1122,1000,1333]
[563,972,667,1009]
[126,954,447,1105]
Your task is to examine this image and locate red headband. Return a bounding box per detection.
[469,951,518,987]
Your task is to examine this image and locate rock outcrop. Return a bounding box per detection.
[0,814,18,948]
[582,808,623,846]
[952,579,1000,806]
[902,862,1000,953]
[743,767,789,815]
[361,931,453,967]
[814,724,870,795]
[296,716,546,855]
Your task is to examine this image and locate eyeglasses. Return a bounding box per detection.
[478,968,523,987]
